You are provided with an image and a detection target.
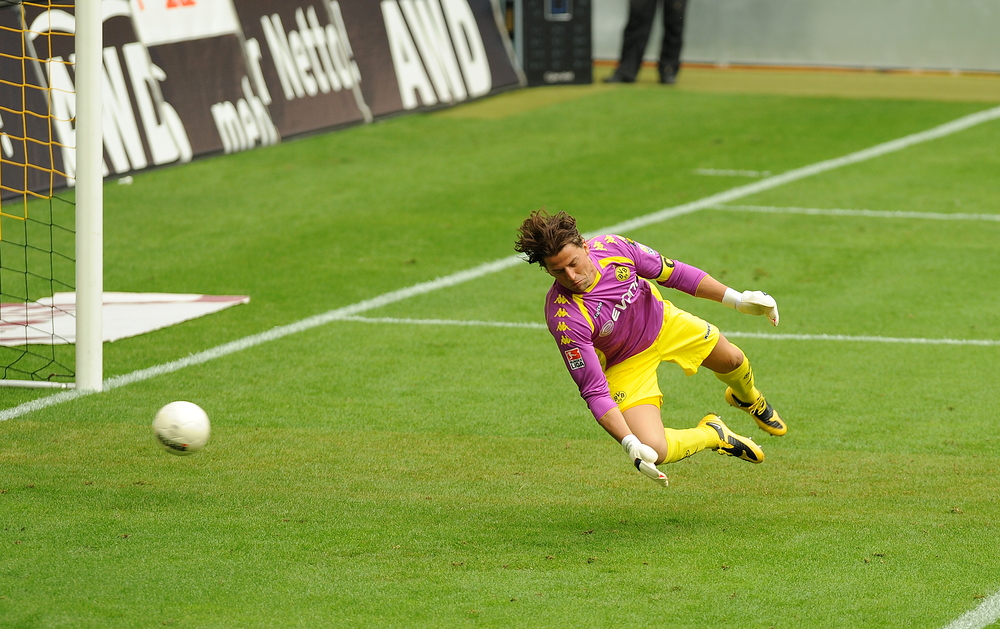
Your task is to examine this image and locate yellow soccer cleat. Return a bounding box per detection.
[698,414,765,464]
[725,388,787,436]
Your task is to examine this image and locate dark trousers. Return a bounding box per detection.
[612,0,688,80]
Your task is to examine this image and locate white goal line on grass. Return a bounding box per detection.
[332,315,1000,347]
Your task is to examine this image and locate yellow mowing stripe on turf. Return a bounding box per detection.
[2,104,1000,423]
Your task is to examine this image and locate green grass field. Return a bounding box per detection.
[2,69,999,628]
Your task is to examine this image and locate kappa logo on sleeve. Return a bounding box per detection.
[563,348,586,370]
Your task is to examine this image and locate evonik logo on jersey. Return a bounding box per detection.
[612,279,640,322]
[600,279,640,337]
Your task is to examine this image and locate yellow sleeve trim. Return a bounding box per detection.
[656,255,676,282]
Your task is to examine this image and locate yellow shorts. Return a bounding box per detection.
[604,300,719,412]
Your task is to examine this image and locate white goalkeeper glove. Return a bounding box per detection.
[621,435,668,487]
[723,288,779,326]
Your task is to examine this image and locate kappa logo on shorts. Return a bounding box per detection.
[613,391,627,403]
[705,323,713,340]
[615,266,631,282]
[564,348,585,370]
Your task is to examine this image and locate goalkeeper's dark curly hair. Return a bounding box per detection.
[514,209,585,267]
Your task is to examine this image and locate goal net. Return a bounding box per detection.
[0,1,101,389]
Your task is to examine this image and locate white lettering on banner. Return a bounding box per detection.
[382,1,436,109]
[122,42,192,166]
[211,77,280,154]
[295,9,327,94]
[399,0,466,102]
[26,5,192,184]
[439,0,490,97]
[260,4,363,103]
[381,0,492,110]
[262,14,306,99]
[101,47,148,173]
[244,38,273,106]
[326,1,363,90]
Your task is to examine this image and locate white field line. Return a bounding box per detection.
[942,592,1000,629]
[693,168,772,177]
[711,204,1000,222]
[333,315,1000,346]
[2,104,1000,424]
[580,104,1000,238]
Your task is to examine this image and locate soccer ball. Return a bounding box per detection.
[152,401,210,455]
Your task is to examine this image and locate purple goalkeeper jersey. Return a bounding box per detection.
[545,235,672,421]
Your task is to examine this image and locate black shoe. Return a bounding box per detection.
[725,388,787,436]
[658,68,676,85]
[698,414,765,463]
[603,73,635,84]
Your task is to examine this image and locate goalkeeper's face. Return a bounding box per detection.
[543,243,597,293]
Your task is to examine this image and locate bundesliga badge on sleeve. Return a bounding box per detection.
[564,348,585,370]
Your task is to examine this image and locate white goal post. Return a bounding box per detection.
[0,2,102,390]
[74,0,103,392]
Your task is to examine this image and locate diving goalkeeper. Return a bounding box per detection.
[514,210,786,487]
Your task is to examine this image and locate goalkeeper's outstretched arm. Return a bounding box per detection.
[655,256,779,327]
[694,275,780,326]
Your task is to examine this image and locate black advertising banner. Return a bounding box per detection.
[0,0,524,200]
[232,0,371,137]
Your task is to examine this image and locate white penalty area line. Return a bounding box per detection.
[334,315,1000,347]
[3,104,1000,424]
